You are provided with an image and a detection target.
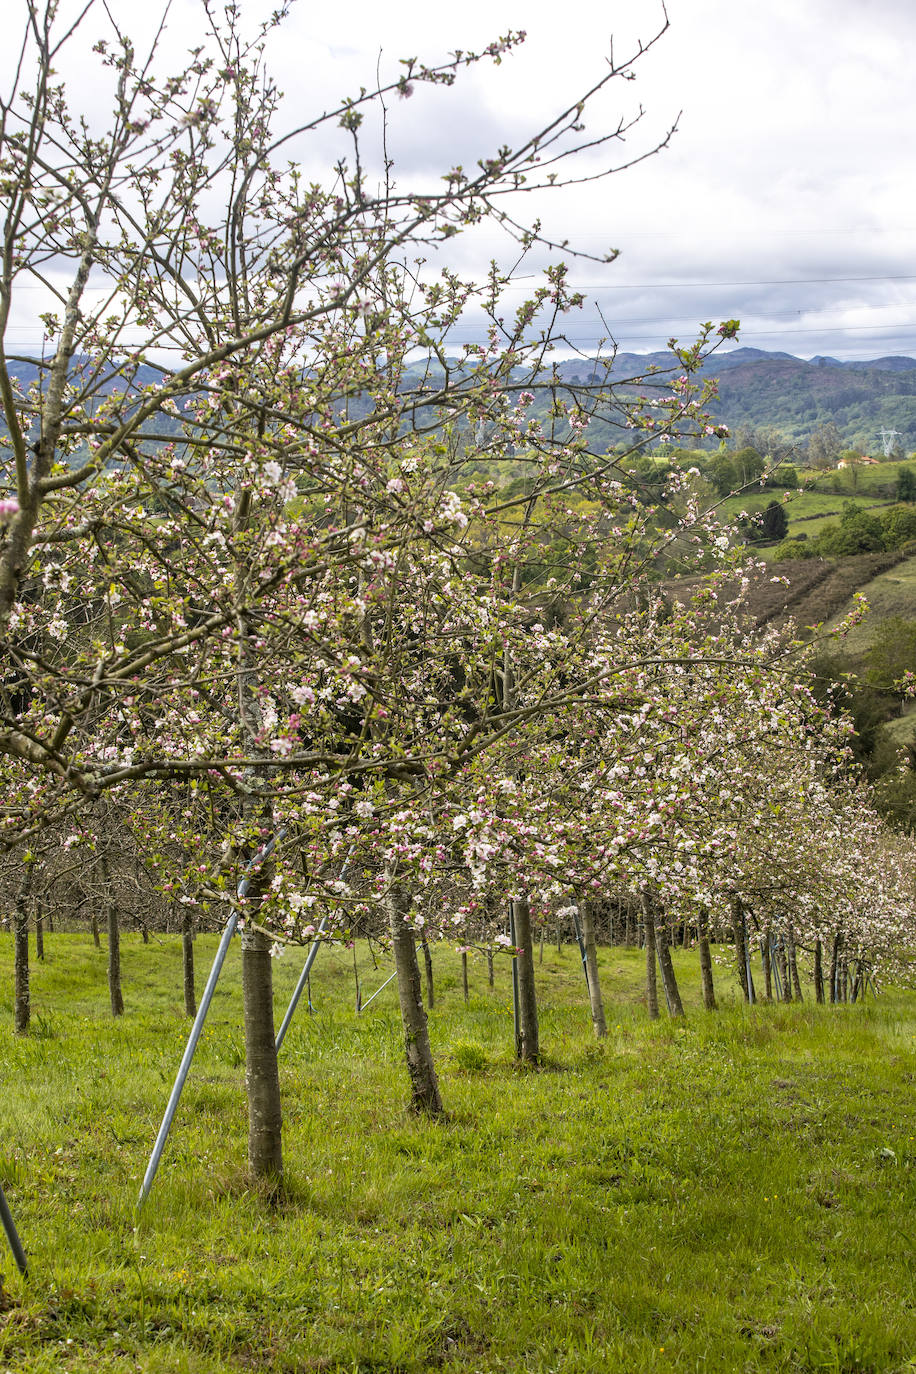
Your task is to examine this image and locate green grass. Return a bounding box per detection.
[716,489,896,562]
[810,462,916,499]
[821,553,916,655]
[2,934,916,1372]
[717,491,850,525]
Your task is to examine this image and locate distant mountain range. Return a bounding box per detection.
[9,347,916,455]
[554,348,916,452]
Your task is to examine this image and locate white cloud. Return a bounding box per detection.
[5,0,916,359]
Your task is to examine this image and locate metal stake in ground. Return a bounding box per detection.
[357,970,397,1013]
[571,906,590,991]
[138,830,286,1207]
[0,1177,27,1276]
[275,848,354,1052]
[275,910,329,1052]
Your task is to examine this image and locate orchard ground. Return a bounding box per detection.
[2,934,916,1373]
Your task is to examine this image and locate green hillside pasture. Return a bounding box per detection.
[714,490,888,562]
[811,460,916,500]
[715,490,847,527]
[821,552,916,656]
[2,935,916,1372]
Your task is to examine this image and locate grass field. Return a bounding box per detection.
[810,463,916,500]
[821,553,916,656]
[716,491,851,525]
[716,490,898,557]
[2,934,916,1372]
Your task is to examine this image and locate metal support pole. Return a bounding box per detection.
[275,911,329,1052]
[509,902,520,1052]
[0,1178,27,1276]
[138,830,285,1206]
[571,905,590,991]
[741,907,756,1005]
[275,847,353,1051]
[357,970,397,1013]
[771,938,784,1002]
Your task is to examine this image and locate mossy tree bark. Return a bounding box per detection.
[814,938,825,1004]
[829,932,842,1005]
[420,933,434,1010]
[512,897,540,1064]
[786,924,803,1001]
[697,907,717,1011]
[642,894,659,1020]
[388,882,443,1114]
[653,905,685,1018]
[761,927,773,1001]
[182,906,196,1018]
[731,897,753,1003]
[13,865,32,1034]
[100,856,124,1017]
[241,913,283,1184]
[579,898,607,1038]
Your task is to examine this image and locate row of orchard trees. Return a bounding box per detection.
[5,561,911,1126]
[0,2,913,1185]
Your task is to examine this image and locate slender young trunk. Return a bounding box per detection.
[486,946,494,988]
[761,929,773,1001]
[107,903,124,1016]
[539,928,544,964]
[777,939,790,1003]
[90,911,101,948]
[501,586,538,1064]
[786,924,803,1002]
[829,932,842,1005]
[388,883,443,1114]
[461,949,469,1003]
[182,906,196,1018]
[13,872,31,1035]
[512,897,540,1064]
[35,899,44,962]
[654,908,685,1018]
[241,923,283,1184]
[814,938,825,1004]
[642,894,659,1020]
[420,933,434,1010]
[101,855,124,1017]
[579,899,607,1037]
[731,898,750,1002]
[140,920,149,945]
[235,502,284,1182]
[697,907,717,1011]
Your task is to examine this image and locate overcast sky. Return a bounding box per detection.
[7,0,916,361]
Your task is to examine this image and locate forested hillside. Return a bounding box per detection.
[555,348,916,452]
